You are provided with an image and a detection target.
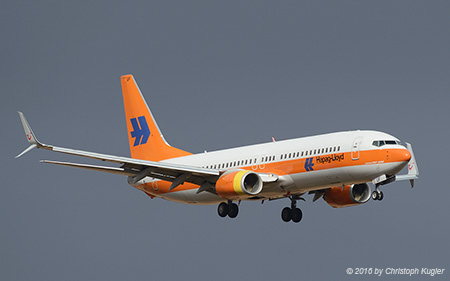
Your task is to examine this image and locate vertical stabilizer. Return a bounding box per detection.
[121,75,192,161]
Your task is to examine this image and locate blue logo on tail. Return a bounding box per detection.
[130,116,150,146]
[304,157,314,171]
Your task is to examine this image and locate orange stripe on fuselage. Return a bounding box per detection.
[136,148,410,197]
[263,148,410,176]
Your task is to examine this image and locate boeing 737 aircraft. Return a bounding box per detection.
[17,75,419,223]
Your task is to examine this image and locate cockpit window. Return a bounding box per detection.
[372,140,399,147]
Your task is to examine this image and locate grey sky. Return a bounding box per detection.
[2,1,449,280]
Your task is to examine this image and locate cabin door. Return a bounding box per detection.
[351,137,363,160]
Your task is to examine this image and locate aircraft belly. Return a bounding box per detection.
[160,189,224,205]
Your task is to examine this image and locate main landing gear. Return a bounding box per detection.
[281,196,303,223]
[218,200,239,218]
[372,188,384,201]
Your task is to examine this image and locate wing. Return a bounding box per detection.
[16,112,220,190]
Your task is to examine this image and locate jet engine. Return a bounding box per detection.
[323,183,371,208]
[215,170,263,200]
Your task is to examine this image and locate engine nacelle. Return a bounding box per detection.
[323,183,371,208]
[215,170,263,200]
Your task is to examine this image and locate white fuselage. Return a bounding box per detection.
[132,130,410,204]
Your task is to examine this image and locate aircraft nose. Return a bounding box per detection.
[397,149,411,162]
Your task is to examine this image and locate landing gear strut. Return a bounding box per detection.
[218,200,239,218]
[281,196,303,223]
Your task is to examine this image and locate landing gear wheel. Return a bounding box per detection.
[372,190,384,201]
[281,207,293,222]
[228,203,239,218]
[292,208,303,223]
[218,202,229,217]
[378,191,384,201]
[372,191,379,200]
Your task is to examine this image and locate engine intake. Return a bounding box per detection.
[215,170,263,200]
[323,183,371,208]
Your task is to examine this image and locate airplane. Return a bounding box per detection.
[17,74,419,223]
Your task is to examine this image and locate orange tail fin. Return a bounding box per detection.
[121,75,192,161]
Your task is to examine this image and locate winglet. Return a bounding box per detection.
[405,142,419,177]
[16,112,44,158]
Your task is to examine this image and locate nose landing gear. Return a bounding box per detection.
[281,196,303,223]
